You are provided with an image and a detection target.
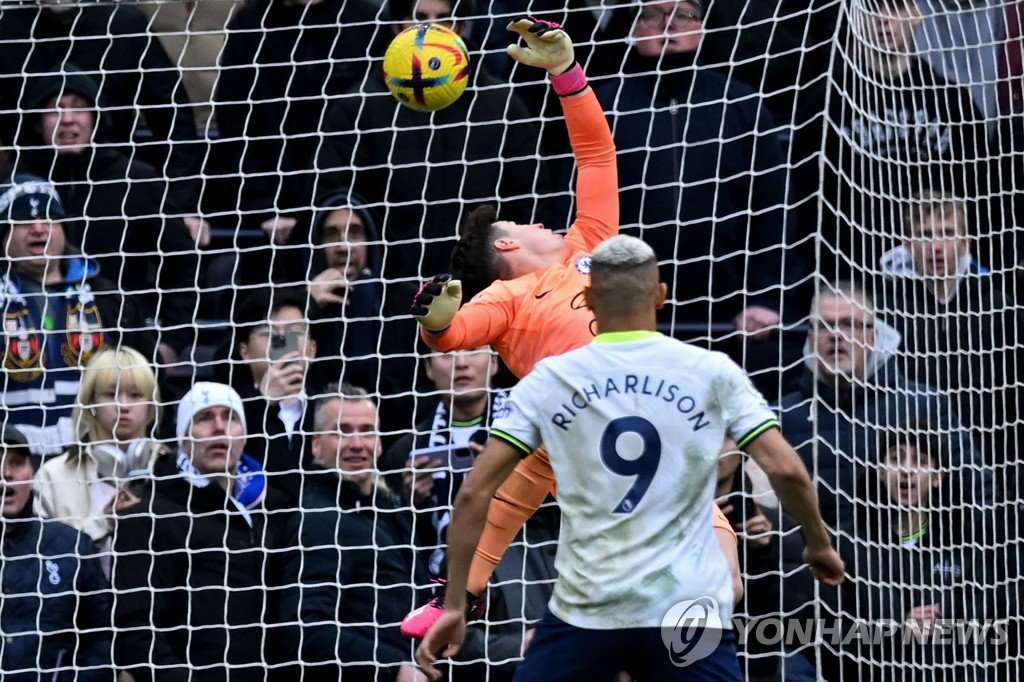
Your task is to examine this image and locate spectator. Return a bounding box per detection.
[381,348,562,681]
[879,190,1023,485]
[0,0,201,206]
[11,69,199,363]
[698,0,841,127]
[111,382,288,680]
[0,424,112,680]
[715,438,814,681]
[0,174,154,457]
[589,0,810,352]
[231,287,319,503]
[381,346,503,576]
[34,346,164,556]
[792,0,988,281]
[279,385,424,682]
[777,281,991,529]
[818,424,997,681]
[211,0,382,248]
[136,0,245,131]
[914,0,1005,126]
[282,195,421,440]
[312,0,551,284]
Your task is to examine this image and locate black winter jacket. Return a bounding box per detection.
[212,0,382,224]
[12,69,198,352]
[0,4,198,203]
[0,512,111,681]
[111,455,289,681]
[277,470,420,682]
[313,64,551,283]
[779,355,992,530]
[592,53,809,325]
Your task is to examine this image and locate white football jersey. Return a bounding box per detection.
[491,331,779,629]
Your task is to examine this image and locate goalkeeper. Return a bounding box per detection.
[405,18,741,638]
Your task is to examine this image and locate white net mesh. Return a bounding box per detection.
[0,0,1019,679]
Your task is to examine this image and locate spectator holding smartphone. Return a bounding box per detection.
[381,347,563,680]
[231,287,319,502]
[279,195,421,448]
[381,345,504,575]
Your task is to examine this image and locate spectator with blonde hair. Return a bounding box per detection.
[34,346,164,554]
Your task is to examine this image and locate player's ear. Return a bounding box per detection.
[654,282,668,310]
[493,236,519,252]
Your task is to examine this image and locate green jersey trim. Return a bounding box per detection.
[736,420,781,449]
[593,330,663,344]
[491,429,534,457]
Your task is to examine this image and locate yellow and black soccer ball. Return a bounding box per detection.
[383,23,471,112]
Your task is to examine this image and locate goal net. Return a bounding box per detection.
[0,0,1018,679]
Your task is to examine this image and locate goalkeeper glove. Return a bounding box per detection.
[411,274,463,332]
[506,17,575,76]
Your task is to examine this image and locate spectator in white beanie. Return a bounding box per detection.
[175,381,247,478]
[111,380,287,678]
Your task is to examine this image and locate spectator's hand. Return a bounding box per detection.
[396,664,428,682]
[906,604,942,640]
[403,455,442,506]
[259,351,306,400]
[416,608,466,680]
[104,485,142,518]
[261,216,298,246]
[733,305,780,341]
[720,505,773,548]
[506,18,575,75]
[521,628,535,655]
[411,275,462,332]
[310,267,350,307]
[158,343,179,366]
[803,543,845,585]
[183,216,211,248]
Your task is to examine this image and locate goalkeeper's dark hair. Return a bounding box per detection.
[451,204,512,301]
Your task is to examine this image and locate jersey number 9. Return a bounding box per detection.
[600,416,661,514]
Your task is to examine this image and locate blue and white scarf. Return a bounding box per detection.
[175,451,267,526]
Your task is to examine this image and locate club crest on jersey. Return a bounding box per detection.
[61,302,105,367]
[575,256,591,275]
[3,311,42,381]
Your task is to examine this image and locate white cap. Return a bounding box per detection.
[176,382,247,450]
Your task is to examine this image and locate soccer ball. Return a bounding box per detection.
[383,23,471,112]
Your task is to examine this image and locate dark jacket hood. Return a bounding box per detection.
[19,65,113,150]
[307,191,382,279]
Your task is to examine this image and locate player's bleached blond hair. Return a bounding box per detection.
[591,235,656,268]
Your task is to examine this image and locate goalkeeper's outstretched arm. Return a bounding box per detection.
[506,18,618,251]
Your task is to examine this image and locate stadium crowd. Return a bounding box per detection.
[0,0,1022,679]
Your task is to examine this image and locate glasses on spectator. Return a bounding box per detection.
[814,317,876,335]
[638,7,702,27]
[252,325,308,338]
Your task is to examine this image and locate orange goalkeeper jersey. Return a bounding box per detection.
[422,88,617,379]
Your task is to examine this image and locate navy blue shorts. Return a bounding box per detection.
[513,607,743,682]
